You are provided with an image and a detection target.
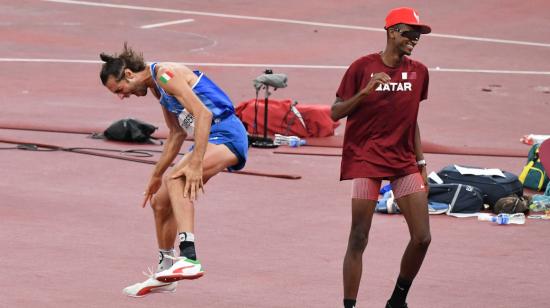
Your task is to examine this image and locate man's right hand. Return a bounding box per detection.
[361,72,391,95]
[142,175,162,208]
[330,72,392,121]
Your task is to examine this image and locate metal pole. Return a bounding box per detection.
[263,85,270,139]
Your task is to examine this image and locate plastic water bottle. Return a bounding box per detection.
[274,134,306,147]
[496,213,526,224]
[375,190,400,214]
[478,213,526,225]
[478,214,494,222]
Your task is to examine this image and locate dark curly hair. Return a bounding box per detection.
[99,42,146,85]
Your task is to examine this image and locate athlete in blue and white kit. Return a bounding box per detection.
[99,44,248,297]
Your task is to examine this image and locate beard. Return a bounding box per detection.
[135,85,148,97]
[401,41,414,56]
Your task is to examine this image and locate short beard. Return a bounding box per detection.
[400,45,412,56]
[136,86,148,96]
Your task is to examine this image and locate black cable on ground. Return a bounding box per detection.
[0,138,301,180]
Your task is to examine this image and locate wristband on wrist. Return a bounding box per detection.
[416,159,427,167]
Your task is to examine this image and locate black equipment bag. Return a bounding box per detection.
[428,183,484,213]
[436,165,523,208]
[103,118,158,143]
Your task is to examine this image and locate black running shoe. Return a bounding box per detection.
[385,300,408,308]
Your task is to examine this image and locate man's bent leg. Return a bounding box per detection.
[156,143,238,282]
[123,172,184,297]
[387,178,430,308]
[343,177,381,307]
[150,183,179,275]
[343,198,377,302]
[395,191,431,281]
[343,177,380,304]
[167,143,238,235]
[151,183,177,252]
[122,173,179,297]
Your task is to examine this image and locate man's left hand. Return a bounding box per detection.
[420,165,429,193]
[171,163,204,201]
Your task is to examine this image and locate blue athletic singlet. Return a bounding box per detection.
[149,62,248,171]
[150,62,235,121]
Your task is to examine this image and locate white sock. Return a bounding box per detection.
[178,232,195,242]
[157,248,175,272]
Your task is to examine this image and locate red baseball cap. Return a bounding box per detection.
[385,7,431,34]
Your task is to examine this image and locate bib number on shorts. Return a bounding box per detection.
[178,109,195,135]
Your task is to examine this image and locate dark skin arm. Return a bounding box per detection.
[414,121,428,188]
[330,72,391,121]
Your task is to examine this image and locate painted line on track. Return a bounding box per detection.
[141,18,194,29]
[1,58,550,75]
[42,0,550,48]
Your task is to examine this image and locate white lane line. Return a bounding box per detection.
[0,58,100,63]
[429,68,550,75]
[1,58,550,75]
[141,18,194,29]
[42,0,550,48]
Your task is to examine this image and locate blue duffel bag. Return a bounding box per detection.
[428,183,484,214]
[436,165,523,209]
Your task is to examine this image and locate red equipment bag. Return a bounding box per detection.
[235,98,340,138]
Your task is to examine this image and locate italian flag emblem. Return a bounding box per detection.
[160,70,174,84]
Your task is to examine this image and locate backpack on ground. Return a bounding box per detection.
[428,183,484,214]
[493,195,531,214]
[519,143,550,191]
[102,118,158,143]
[435,165,523,209]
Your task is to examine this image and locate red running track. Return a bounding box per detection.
[1,1,550,307]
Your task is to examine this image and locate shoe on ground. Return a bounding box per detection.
[155,257,204,283]
[385,301,408,308]
[123,276,177,297]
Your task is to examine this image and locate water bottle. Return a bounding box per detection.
[478,214,494,222]
[274,134,306,147]
[478,213,526,225]
[375,190,399,214]
[288,136,306,147]
[497,213,526,224]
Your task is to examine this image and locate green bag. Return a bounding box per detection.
[519,144,550,191]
